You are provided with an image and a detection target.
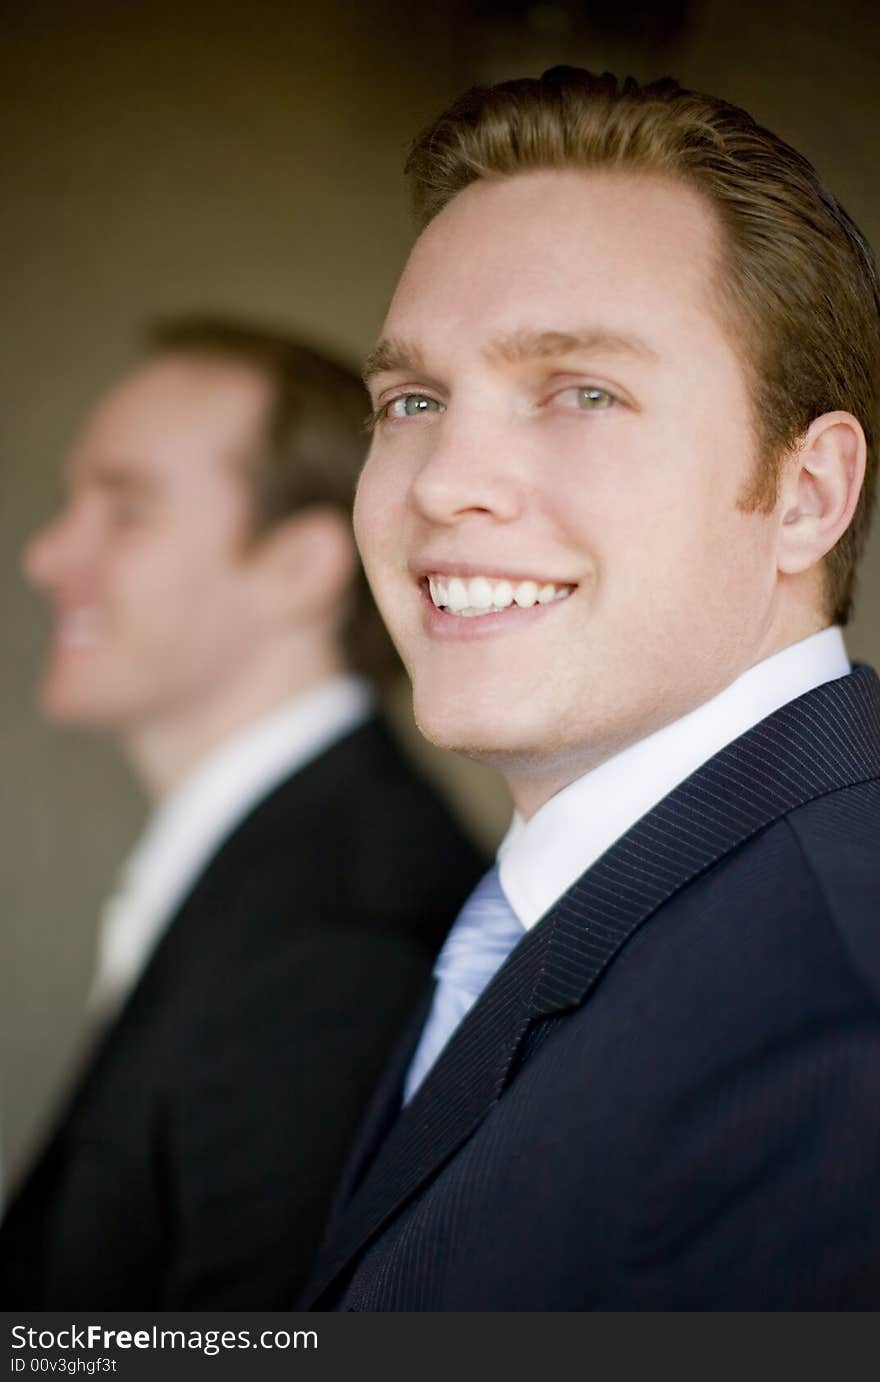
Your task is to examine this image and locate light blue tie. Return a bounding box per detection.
[403,864,524,1104]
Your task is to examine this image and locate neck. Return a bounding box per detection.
[506,609,833,821]
[120,640,347,801]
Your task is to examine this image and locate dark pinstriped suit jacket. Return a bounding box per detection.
[304,667,880,1310]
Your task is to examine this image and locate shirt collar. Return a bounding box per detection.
[498,628,850,931]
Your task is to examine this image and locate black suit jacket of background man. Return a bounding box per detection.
[0,717,485,1308]
[304,667,880,1310]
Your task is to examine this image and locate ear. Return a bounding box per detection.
[775,411,866,577]
[252,506,356,626]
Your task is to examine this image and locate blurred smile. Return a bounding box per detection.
[52,605,103,650]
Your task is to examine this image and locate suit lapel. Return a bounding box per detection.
[310,666,880,1302]
[311,916,556,1298]
[332,991,433,1209]
[529,663,880,1016]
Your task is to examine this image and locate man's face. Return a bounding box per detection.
[24,356,274,743]
[356,170,785,814]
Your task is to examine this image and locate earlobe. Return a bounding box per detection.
[776,411,866,576]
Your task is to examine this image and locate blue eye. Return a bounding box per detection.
[385,394,443,419]
[572,387,614,410]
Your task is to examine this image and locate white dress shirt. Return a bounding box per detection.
[498,628,851,931]
[88,675,374,1017]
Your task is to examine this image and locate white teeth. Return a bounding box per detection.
[469,576,494,610]
[446,577,468,613]
[426,574,572,616]
[513,580,538,608]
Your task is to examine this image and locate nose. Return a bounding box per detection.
[410,412,525,527]
[22,509,82,591]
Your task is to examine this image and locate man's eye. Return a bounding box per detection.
[383,394,444,420]
[108,501,145,528]
[556,386,615,411]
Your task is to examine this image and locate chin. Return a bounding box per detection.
[411,686,542,763]
[413,698,489,755]
[38,677,119,731]
[40,697,102,728]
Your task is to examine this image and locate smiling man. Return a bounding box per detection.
[0,318,484,1308]
[303,69,880,1309]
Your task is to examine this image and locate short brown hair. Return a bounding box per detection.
[405,67,880,624]
[146,315,398,685]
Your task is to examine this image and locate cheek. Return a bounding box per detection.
[109,557,175,614]
[130,543,239,622]
[354,459,401,570]
[351,480,372,560]
[564,488,737,631]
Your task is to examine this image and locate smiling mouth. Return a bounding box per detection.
[54,607,103,648]
[426,573,574,618]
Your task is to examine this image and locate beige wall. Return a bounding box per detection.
[3,0,878,1182]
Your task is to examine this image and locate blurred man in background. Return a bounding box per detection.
[0,317,483,1308]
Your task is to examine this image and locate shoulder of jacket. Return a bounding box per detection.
[784,779,880,1006]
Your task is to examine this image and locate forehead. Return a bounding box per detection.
[68,356,273,486]
[384,169,726,360]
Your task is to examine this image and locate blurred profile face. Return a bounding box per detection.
[355,170,786,814]
[23,356,275,741]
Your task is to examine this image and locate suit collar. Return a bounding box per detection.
[307,664,880,1304]
[500,627,851,931]
[530,661,880,1015]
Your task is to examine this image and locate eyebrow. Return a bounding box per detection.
[362,326,657,387]
[362,338,429,387]
[68,461,156,497]
[488,327,659,366]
